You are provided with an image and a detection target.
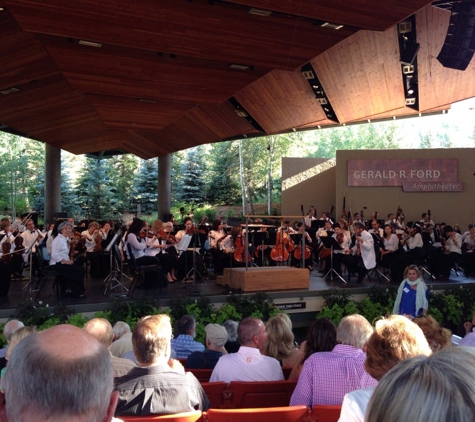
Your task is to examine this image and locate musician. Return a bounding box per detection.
[319,212,334,225]
[80,221,105,278]
[430,225,462,279]
[49,221,86,298]
[0,219,13,295]
[392,223,423,282]
[99,221,115,249]
[368,220,384,238]
[304,208,317,229]
[125,218,165,288]
[385,213,403,230]
[348,222,376,284]
[291,222,313,269]
[316,220,333,238]
[163,221,179,256]
[419,213,434,228]
[81,221,101,252]
[463,226,475,276]
[145,219,177,283]
[462,224,473,242]
[379,224,400,275]
[0,219,14,258]
[278,220,296,234]
[175,217,205,281]
[331,223,350,276]
[19,219,44,276]
[337,219,352,243]
[209,220,226,250]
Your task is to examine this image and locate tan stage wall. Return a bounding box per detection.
[282,149,475,228]
[281,157,336,217]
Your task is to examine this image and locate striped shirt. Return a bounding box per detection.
[171,335,205,359]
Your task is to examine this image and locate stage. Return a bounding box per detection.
[1,266,474,327]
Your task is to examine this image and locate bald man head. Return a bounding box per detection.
[2,324,118,422]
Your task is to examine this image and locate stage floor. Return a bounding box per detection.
[1,265,474,320]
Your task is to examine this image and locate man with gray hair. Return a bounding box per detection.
[84,318,136,378]
[110,321,132,358]
[0,320,24,371]
[0,324,119,421]
[185,323,228,369]
[290,314,377,406]
[115,314,210,416]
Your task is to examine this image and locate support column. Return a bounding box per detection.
[44,144,61,224]
[158,154,171,221]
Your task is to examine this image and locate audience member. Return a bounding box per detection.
[289,318,337,381]
[210,317,284,382]
[366,347,475,422]
[262,313,300,367]
[412,314,452,352]
[459,310,475,347]
[110,322,133,358]
[115,314,209,416]
[339,315,432,422]
[223,319,240,353]
[186,324,228,369]
[392,265,428,317]
[171,315,205,359]
[1,324,118,421]
[0,320,23,371]
[83,318,136,378]
[290,314,376,406]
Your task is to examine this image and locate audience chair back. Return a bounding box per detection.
[185,368,212,383]
[311,404,342,422]
[201,382,228,408]
[120,410,202,422]
[202,405,309,422]
[226,380,297,408]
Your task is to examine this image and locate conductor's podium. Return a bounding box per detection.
[217,267,309,292]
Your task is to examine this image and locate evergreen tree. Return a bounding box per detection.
[109,154,139,214]
[75,158,114,220]
[131,158,158,214]
[179,147,206,206]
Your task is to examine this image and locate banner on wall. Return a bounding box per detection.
[347,158,463,192]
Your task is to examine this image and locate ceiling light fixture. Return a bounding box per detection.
[0,87,20,95]
[321,22,344,30]
[138,98,157,103]
[78,40,102,48]
[229,63,252,70]
[249,8,272,17]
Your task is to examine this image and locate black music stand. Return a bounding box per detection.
[252,231,276,266]
[320,236,346,283]
[312,220,326,229]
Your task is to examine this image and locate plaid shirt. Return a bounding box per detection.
[171,334,205,359]
[290,344,378,406]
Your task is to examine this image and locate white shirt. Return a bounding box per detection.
[338,387,375,422]
[21,229,42,261]
[447,232,462,254]
[210,346,284,383]
[351,230,376,270]
[382,234,399,252]
[126,233,149,259]
[50,234,70,265]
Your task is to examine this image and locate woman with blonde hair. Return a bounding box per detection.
[392,264,428,317]
[262,314,300,368]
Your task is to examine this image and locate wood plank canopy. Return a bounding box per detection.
[0,0,474,159]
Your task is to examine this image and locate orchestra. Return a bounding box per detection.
[0,202,473,301]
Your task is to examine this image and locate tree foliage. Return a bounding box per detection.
[131,158,158,214]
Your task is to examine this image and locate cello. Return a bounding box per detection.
[233,235,251,263]
[270,230,290,262]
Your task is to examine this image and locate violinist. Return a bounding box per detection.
[125,218,165,288]
[331,223,350,276]
[348,222,376,284]
[0,219,13,295]
[209,220,227,274]
[319,212,334,225]
[49,221,86,298]
[392,223,423,282]
[175,217,194,241]
[19,219,44,274]
[81,221,104,278]
[145,219,177,283]
[175,217,205,281]
[163,221,179,256]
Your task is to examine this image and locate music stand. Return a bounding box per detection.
[312,220,326,229]
[320,236,346,283]
[253,231,276,267]
[103,229,129,295]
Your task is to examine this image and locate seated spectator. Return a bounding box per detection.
[1,324,119,421]
[290,314,376,406]
[339,315,432,422]
[171,315,205,359]
[0,320,24,371]
[412,314,452,352]
[459,310,475,347]
[210,317,284,383]
[289,318,337,381]
[186,324,228,369]
[366,347,475,422]
[115,314,210,416]
[110,321,133,358]
[84,318,136,378]
[262,313,300,368]
[223,319,240,353]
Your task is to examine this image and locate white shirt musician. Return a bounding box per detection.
[351,223,376,271]
[20,219,44,263]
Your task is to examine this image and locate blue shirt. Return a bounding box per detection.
[399,282,429,317]
[171,335,205,359]
[185,350,223,369]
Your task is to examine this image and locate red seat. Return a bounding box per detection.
[282,366,293,380]
[201,382,228,408]
[311,404,342,422]
[185,368,213,383]
[226,380,298,408]
[120,410,202,421]
[202,405,309,422]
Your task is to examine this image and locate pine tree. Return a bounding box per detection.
[179,147,206,206]
[131,158,158,214]
[109,154,139,214]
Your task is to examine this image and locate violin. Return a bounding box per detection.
[93,230,103,252]
[186,226,196,235]
[1,239,12,263]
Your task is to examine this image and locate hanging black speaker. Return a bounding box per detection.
[437,0,475,71]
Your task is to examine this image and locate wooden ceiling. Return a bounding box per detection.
[0,0,473,158]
